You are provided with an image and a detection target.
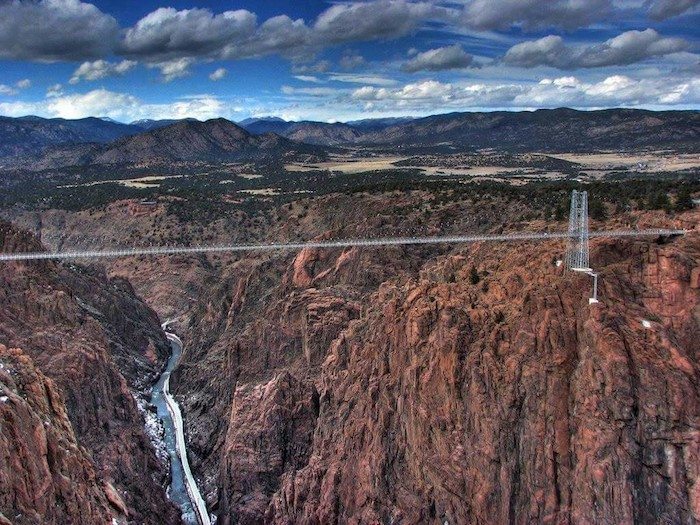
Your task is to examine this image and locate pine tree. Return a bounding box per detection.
[589,198,607,221]
[675,187,694,212]
[647,191,671,212]
[469,265,480,285]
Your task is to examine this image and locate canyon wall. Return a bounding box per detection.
[0,221,181,524]
[0,344,116,524]
[3,194,697,524]
[173,208,699,524]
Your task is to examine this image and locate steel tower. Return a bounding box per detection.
[566,190,591,271]
[566,190,598,303]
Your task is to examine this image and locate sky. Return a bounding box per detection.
[0,0,698,123]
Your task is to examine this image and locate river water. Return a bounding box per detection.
[151,335,201,525]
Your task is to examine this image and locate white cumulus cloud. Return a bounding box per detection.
[45,89,140,119]
[348,75,700,112]
[0,85,17,96]
[148,58,195,82]
[0,88,243,122]
[46,84,64,98]
[646,0,699,20]
[504,29,688,69]
[401,45,475,72]
[340,51,366,70]
[0,0,119,61]
[70,59,137,84]
[462,0,612,30]
[120,7,257,61]
[0,79,32,96]
[209,67,228,81]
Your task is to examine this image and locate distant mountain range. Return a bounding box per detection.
[0,116,139,158]
[0,109,697,168]
[237,116,414,144]
[0,116,207,159]
[131,118,199,131]
[4,118,326,170]
[238,109,699,151]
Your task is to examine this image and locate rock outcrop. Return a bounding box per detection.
[219,372,319,524]
[269,234,699,524]
[0,345,119,525]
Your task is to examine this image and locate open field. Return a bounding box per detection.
[285,156,408,173]
[3,147,698,213]
[239,188,280,196]
[546,152,700,175]
[283,151,699,183]
[59,174,186,189]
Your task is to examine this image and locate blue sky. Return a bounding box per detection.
[0,0,698,122]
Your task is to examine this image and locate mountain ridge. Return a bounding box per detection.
[5,118,328,170]
[1,108,697,168]
[0,115,140,158]
[238,108,700,151]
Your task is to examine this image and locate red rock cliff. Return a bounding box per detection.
[0,221,181,524]
[175,211,699,524]
[0,344,119,525]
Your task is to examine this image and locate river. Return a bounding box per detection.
[151,330,211,525]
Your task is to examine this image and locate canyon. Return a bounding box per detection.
[0,104,698,524]
[1,186,697,524]
[0,220,181,524]
[0,0,698,519]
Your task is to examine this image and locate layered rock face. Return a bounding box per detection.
[0,221,181,524]
[269,236,698,524]
[173,208,699,524]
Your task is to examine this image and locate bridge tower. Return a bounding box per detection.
[566,190,599,304]
[566,190,590,271]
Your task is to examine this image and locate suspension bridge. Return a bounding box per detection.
[0,227,683,262]
[0,191,687,300]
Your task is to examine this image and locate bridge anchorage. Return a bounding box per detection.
[565,190,599,304]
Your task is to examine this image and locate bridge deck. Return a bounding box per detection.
[0,229,687,261]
